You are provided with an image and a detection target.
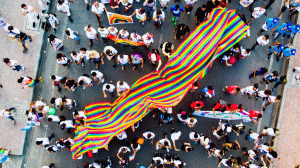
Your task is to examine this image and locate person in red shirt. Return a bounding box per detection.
[212,100,230,117]
[110,0,120,13]
[189,81,200,92]
[190,101,204,111]
[229,104,243,119]
[148,49,162,71]
[223,85,240,95]
[248,110,262,124]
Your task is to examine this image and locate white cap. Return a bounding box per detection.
[151,53,157,61]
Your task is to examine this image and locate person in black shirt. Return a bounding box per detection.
[205,0,219,14]
[174,24,190,40]
[194,4,207,25]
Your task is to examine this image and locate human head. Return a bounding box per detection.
[273,17,279,24]
[51,75,56,80]
[264,34,269,40]
[50,97,56,104]
[253,83,259,89]
[257,113,262,118]
[65,29,70,36]
[17,77,24,83]
[156,9,162,15]
[140,8,145,14]
[8,26,14,31]
[264,89,272,95]
[106,84,111,90]
[80,47,87,54]
[245,49,251,54]
[91,72,97,77]
[207,86,213,90]
[3,58,10,64]
[235,87,240,93]
[276,95,282,100]
[36,141,42,145]
[74,110,79,117]
[272,71,278,77]
[56,53,64,59]
[79,80,84,85]
[48,34,56,42]
[48,118,53,122]
[106,49,111,55]
[201,4,206,9]
[21,4,27,8]
[58,0,65,5]
[175,5,180,10]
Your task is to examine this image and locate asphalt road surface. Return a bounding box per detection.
[24,0,289,167]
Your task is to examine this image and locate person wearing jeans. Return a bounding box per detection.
[143,0,156,20]
[0,108,16,124]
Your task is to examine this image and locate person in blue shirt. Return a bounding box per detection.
[267,43,285,61]
[289,0,300,19]
[257,17,279,35]
[273,22,292,42]
[169,4,185,26]
[285,24,300,38]
[280,47,296,59]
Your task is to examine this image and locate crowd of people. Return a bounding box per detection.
[0,0,298,167]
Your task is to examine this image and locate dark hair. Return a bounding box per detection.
[65,29,70,36]
[48,118,53,122]
[50,98,56,104]
[254,83,258,89]
[21,4,26,8]
[106,50,111,55]
[175,5,180,9]
[246,49,251,53]
[56,53,64,59]
[207,86,213,90]
[61,123,66,130]
[48,34,56,42]
[257,113,263,118]
[36,141,42,145]
[194,133,199,138]
[236,88,240,92]
[106,84,110,89]
[171,128,175,134]
[8,26,14,31]
[119,81,124,85]
[79,80,84,85]
[58,0,64,4]
[51,75,56,80]
[187,147,194,152]
[91,72,97,76]
[132,143,138,149]
[276,95,282,100]
[3,58,10,64]
[17,77,24,83]
[80,48,87,52]
[156,9,162,15]
[196,103,201,107]
[147,133,152,139]
[87,24,91,28]
[100,26,104,29]
[238,104,242,109]
[260,67,268,74]
[265,90,272,95]
[265,35,269,39]
[272,71,278,76]
[202,4,206,8]
[74,110,79,116]
[140,8,146,14]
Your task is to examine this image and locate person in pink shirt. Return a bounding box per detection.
[223,85,240,95]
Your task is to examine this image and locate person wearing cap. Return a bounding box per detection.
[91,1,107,27]
[174,23,190,40]
[169,4,185,26]
[57,0,73,22]
[286,24,300,38]
[84,24,98,47]
[250,35,269,51]
[273,22,292,42]
[266,42,285,61]
[98,26,109,43]
[131,8,147,25]
[142,32,154,50]
[257,17,279,35]
[248,6,266,25]
[280,47,296,59]
[288,0,300,19]
[148,49,162,71]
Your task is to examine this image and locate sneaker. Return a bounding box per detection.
[11,120,15,125]
[39,77,43,83]
[266,56,269,60]
[142,21,144,25]
[21,66,25,71]
[174,21,177,26]
[187,12,190,15]
[172,17,175,22]
[82,63,84,66]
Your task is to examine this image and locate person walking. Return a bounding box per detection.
[56,53,71,68]
[241,83,259,99]
[247,110,262,124]
[71,51,84,66]
[116,81,130,96]
[7,26,32,53]
[78,74,93,89]
[65,28,80,44]
[184,0,197,15]
[257,17,279,35]
[50,75,66,92]
[194,4,207,25]
[223,85,240,95]
[249,67,268,79]
[262,95,281,111]
[142,32,154,50]
[131,8,147,25]
[103,46,118,69]
[0,108,16,124]
[98,26,109,43]
[57,0,73,22]
[84,0,91,10]
[272,22,292,42]
[169,4,185,26]
[21,4,39,26]
[110,0,120,13]
[279,47,296,60]
[200,86,215,98]
[3,58,24,71]
[48,34,64,52]
[36,133,55,147]
[153,9,165,29]
[143,0,156,20]
[103,82,116,97]
[143,131,155,144]
[89,50,103,68]
[266,43,285,61]
[260,71,278,84]
[250,35,269,51]
[18,76,42,89]
[248,6,266,25]
[84,24,98,47]
[92,1,107,27]
[117,54,130,70]
[45,13,59,34]
[91,70,105,85]
[174,24,190,40]
[131,53,144,70]
[148,49,162,71]
[160,42,174,58]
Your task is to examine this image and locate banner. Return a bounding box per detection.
[107,12,133,25]
[192,111,252,122]
[107,35,146,46]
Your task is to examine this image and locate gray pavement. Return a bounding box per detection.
[0,0,295,167]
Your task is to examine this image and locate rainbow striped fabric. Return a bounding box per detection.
[107,35,146,46]
[71,7,248,159]
[107,12,133,25]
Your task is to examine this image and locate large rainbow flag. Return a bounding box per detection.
[107,12,134,25]
[71,7,249,159]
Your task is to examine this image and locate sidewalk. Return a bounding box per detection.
[271,17,300,167]
[0,0,46,165]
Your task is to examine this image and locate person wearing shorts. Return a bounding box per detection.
[117,54,130,70]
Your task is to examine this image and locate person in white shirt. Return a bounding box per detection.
[79,47,91,62]
[131,53,144,70]
[241,83,259,99]
[103,82,116,97]
[108,26,118,36]
[84,24,98,46]
[48,34,64,52]
[142,32,154,49]
[262,126,279,141]
[38,0,50,13]
[47,115,64,123]
[117,54,130,70]
[251,35,269,51]
[117,146,131,161]
[103,46,118,69]
[246,129,263,142]
[149,153,164,167]
[57,0,73,22]
[21,4,39,24]
[73,110,87,126]
[70,51,84,66]
[131,8,147,25]
[84,0,91,10]
[116,81,130,96]
[238,0,253,11]
[98,26,109,43]
[262,95,281,111]
[116,131,128,140]
[7,26,33,52]
[0,108,16,124]
[56,53,71,68]
[45,14,59,33]
[189,131,200,144]
[170,128,181,151]
[78,74,93,89]
[65,28,79,44]
[156,134,172,152]
[160,0,170,10]
[50,97,63,110]
[36,133,55,147]
[118,28,130,39]
[184,0,197,15]
[91,70,105,85]
[60,120,74,133]
[185,117,197,128]
[41,163,55,168]
[130,31,141,43]
[92,1,107,26]
[143,131,155,144]
[153,9,165,29]
[62,96,77,109]
[3,58,24,71]
[239,48,251,59]
[46,145,60,155]
[248,6,266,25]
